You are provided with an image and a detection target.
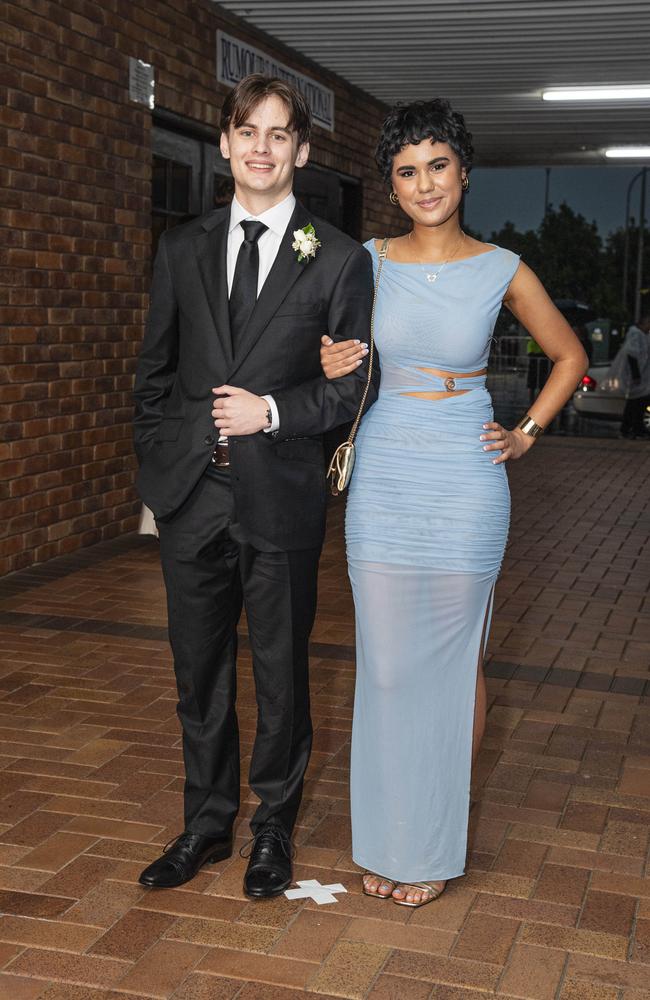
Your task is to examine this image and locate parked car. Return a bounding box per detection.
[572,363,650,431]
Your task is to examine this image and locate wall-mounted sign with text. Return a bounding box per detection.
[217,30,334,133]
[129,57,155,109]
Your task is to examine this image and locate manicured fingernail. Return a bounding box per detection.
[361,343,368,349]
[479,435,486,441]
[353,339,360,344]
[483,424,488,429]
[483,445,489,451]
[492,459,498,464]
[361,348,369,355]
[355,360,362,367]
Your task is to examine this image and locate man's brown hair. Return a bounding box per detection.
[220,75,312,145]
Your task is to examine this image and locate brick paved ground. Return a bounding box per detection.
[0,436,649,1000]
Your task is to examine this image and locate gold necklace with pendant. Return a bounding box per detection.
[408,231,466,283]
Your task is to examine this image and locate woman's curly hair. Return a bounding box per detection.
[375,99,474,187]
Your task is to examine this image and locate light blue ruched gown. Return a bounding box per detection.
[346,240,520,883]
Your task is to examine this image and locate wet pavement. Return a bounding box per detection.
[0,435,649,999]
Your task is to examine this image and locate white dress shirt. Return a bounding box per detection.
[227,192,296,295]
[226,193,296,432]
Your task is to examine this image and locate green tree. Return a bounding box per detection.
[489,221,541,272]
[478,204,648,330]
[536,203,602,302]
[601,221,650,329]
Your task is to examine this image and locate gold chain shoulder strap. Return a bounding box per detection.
[327,238,389,495]
[347,237,388,442]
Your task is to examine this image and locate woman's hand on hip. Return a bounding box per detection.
[320,336,368,379]
[480,423,535,464]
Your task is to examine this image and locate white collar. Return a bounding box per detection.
[228,192,296,238]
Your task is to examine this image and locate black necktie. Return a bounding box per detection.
[229,220,268,354]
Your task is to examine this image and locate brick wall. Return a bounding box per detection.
[0,0,401,576]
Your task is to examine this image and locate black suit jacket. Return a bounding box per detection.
[133,200,377,550]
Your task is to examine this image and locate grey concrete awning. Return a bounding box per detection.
[216,0,650,165]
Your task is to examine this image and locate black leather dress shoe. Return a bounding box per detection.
[138,830,233,889]
[242,824,294,899]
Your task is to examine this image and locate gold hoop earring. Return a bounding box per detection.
[389,191,399,205]
[462,176,469,192]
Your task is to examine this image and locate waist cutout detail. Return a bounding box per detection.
[379,362,488,397]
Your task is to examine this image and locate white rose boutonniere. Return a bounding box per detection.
[292,223,321,264]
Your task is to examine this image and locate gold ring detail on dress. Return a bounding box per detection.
[444,377,456,391]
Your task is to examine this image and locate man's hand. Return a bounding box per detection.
[211,385,270,436]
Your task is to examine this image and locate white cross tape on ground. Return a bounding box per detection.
[284,878,348,904]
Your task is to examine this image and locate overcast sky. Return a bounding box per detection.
[463,165,646,240]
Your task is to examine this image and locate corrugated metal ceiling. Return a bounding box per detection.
[216,0,650,165]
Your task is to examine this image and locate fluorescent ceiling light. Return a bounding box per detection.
[542,86,650,101]
[605,147,650,158]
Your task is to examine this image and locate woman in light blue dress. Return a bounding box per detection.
[321,100,588,906]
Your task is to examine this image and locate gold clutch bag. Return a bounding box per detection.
[328,440,356,496]
[327,238,388,496]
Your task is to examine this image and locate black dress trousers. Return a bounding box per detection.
[157,465,320,838]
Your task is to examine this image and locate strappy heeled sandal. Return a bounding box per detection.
[361,870,397,899]
[392,880,446,907]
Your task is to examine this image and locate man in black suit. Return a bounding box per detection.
[133,75,376,898]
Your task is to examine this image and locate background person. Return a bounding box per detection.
[526,334,551,404]
[618,315,650,439]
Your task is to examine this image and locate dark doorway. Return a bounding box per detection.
[151,126,230,257]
